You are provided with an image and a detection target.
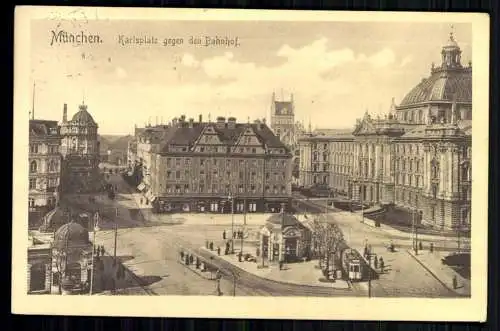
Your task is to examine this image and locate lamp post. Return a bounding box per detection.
[229,193,235,254]
[89,211,100,295]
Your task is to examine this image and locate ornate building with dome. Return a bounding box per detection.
[60,102,101,193]
[298,31,472,231]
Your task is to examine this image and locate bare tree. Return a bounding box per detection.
[312,216,345,279]
[52,248,66,294]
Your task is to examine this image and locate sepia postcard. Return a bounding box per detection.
[12,6,489,321]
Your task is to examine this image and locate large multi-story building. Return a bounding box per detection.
[29,119,62,227]
[60,103,101,193]
[129,115,293,213]
[298,31,472,230]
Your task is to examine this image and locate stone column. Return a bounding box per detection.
[447,146,453,198]
[27,263,31,293]
[439,146,446,196]
[45,263,51,292]
[374,144,380,178]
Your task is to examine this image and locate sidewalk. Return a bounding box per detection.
[93,252,150,295]
[200,246,350,289]
[307,199,470,245]
[407,250,471,297]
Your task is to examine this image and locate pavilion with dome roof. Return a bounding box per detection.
[49,221,99,294]
[298,29,472,231]
[59,102,102,194]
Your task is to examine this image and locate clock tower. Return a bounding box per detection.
[270,91,296,148]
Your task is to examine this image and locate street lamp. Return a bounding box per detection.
[89,211,100,295]
[228,193,235,254]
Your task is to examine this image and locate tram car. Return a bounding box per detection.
[338,245,378,282]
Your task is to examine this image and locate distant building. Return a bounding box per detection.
[129,115,293,213]
[60,103,101,193]
[269,92,306,179]
[298,31,471,230]
[29,120,62,228]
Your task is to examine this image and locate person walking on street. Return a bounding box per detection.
[100,245,105,256]
[223,230,226,240]
[418,241,423,251]
[217,246,221,256]
[373,254,378,269]
[430,243,434,253]
[453,275,458,289]
[379,257,384,273]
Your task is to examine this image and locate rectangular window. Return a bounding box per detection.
[200,159,205,166]
[175,171,180,179]
[175,158,181,166]
[29,178,36,190]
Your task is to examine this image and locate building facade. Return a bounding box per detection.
[60,103,101,193]
[129,115,293,213]
[269,92,307,180]
[29,120,62,228]
[298,32,471,230]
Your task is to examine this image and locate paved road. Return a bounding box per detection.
[293,199,458,298]
[84,174,460,297]
[92,173,357,296]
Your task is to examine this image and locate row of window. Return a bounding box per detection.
[397,174,423,187]
[29,144,60,154]
[165,184,288,194]
[395,158,423,173]
[165,169,287,181]
[29,178,58,190]
[29,160,59,173]
[165,157,287,168]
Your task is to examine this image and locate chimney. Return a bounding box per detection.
[227,117,236,129]
[199,114,203,123]
[216,116,226,129]
[63,103,68,123]
[188,118,194,128]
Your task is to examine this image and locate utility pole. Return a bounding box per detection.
[89,212,98,295]
[368,253,372,298]
[230,194,235,254]
[113,207,118,265]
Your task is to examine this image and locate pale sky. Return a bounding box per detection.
[30,20,471,135]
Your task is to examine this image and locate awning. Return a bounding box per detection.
[137,183,146,191]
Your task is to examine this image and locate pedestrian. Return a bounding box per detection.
[223,230,226,240]
[379,257,385,273]
[209,242,214,250]
[373,254,378,269]
[430,243,434,253]
[100,245,105,256]
[217,246,221,256]
[419,241,423,251]
[233,231,236,239]
[452,275,458,289]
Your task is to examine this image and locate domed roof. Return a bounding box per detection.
[399,70,471,107]
[71,104,97,126]
[266,213,302,228]
[53,221,90,249]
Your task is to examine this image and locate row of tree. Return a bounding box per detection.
[311,215,346,278]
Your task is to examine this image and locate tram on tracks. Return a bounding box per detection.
[337,242,378,282]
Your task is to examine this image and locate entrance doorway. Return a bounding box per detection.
[284,238,298,262]
[30,264,46,292]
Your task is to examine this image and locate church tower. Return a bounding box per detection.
[270,91,296,147]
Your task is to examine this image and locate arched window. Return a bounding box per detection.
[48,161,56,172]
[30,161,37,173]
